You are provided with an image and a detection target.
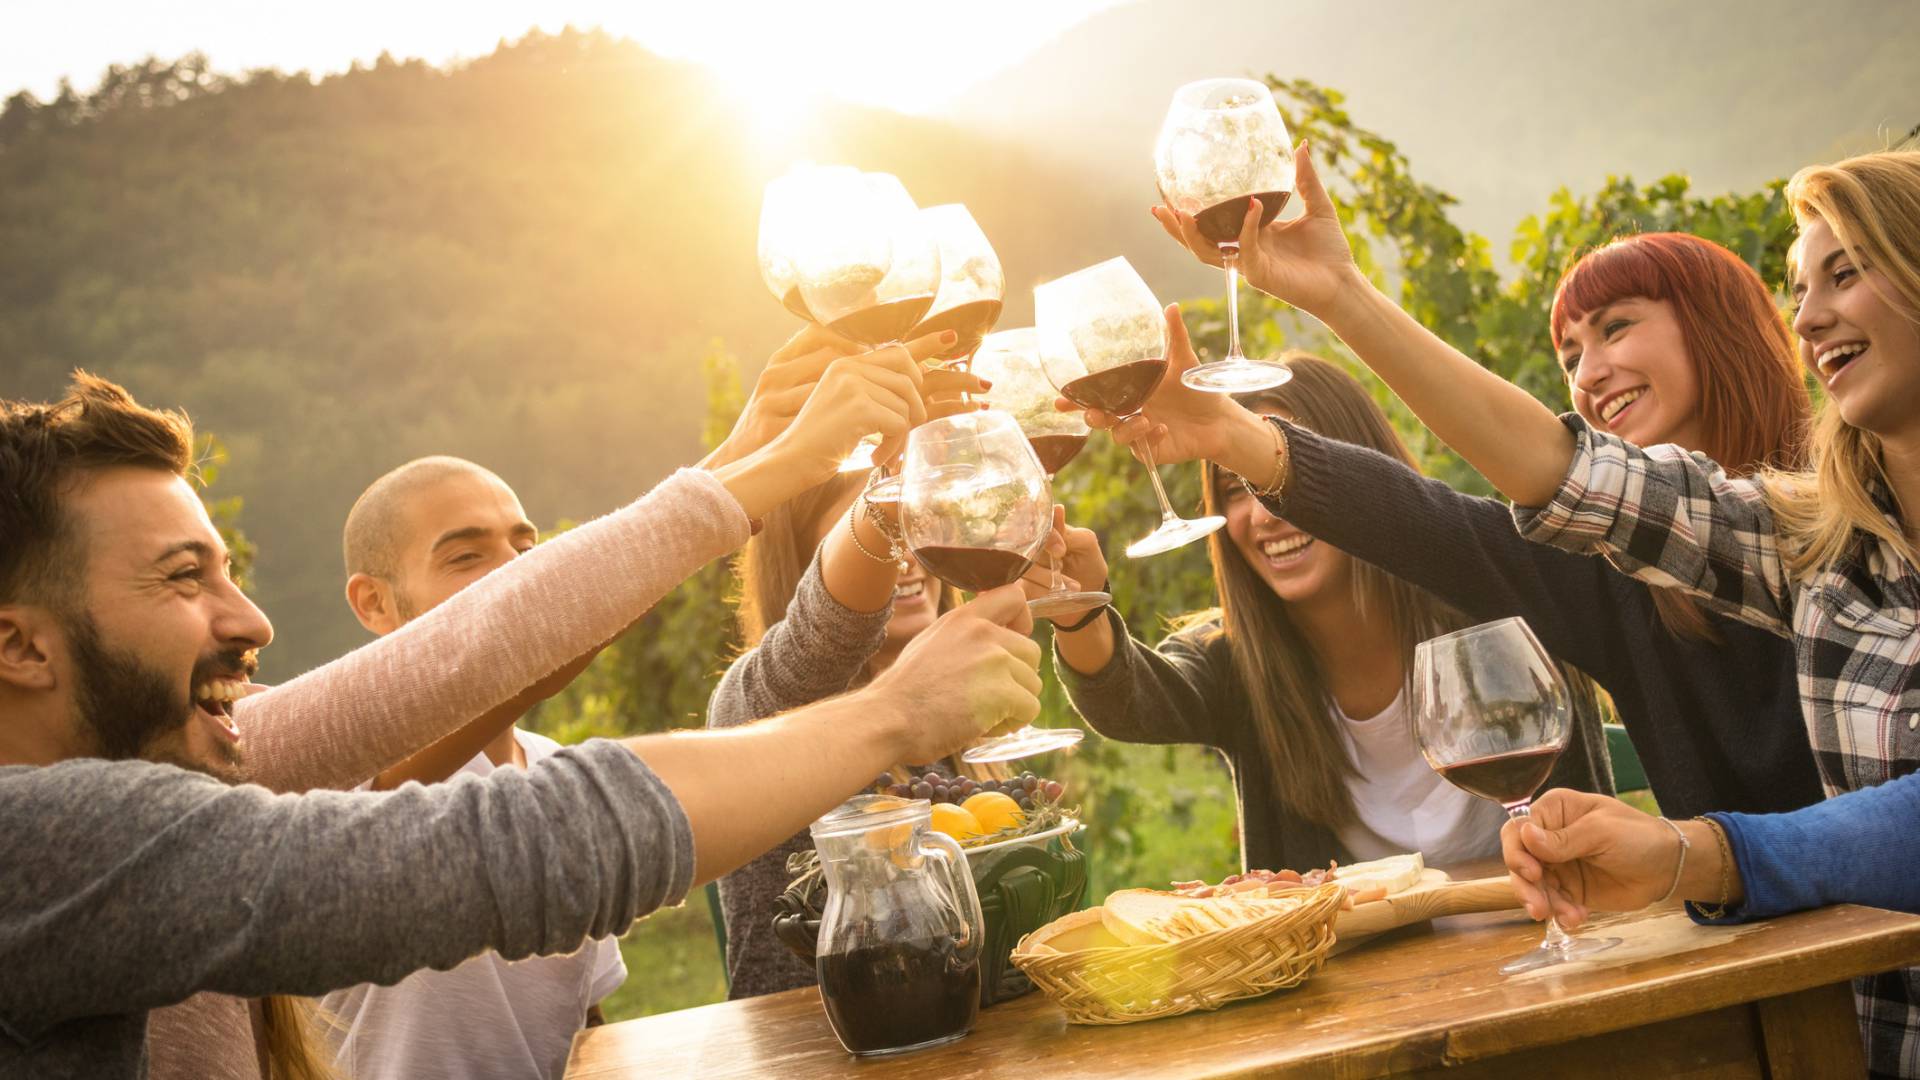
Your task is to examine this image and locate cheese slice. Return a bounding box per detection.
[1332,852,1425,897]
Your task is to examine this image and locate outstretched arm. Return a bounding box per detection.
[1150,141,1575,506]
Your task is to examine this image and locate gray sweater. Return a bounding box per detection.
[0,741,692,1079]
[707,552,906,999]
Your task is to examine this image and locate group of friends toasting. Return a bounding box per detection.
[2,77,1919,1079]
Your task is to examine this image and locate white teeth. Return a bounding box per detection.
[1260,536,1312,558]
[1601,388,1646,423]
[195,679,243,704]
[894,581,925,600]
[1817,342,1866,372]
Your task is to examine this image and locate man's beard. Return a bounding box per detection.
[66,612,247,783]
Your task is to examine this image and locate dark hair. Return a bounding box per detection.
[1550,232,1811,642]
[1194,353,1470,829]
[0,372,195,609]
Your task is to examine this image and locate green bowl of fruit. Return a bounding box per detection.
[773,771,1087,1007]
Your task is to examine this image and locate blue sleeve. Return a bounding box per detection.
[1691,772,1920,923]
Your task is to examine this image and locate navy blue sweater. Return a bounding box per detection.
[1267,421,1823,819]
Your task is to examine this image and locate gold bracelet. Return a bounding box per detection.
[1238,415,1291,499]
[846,502,896,566]
[1689,815,1735,919]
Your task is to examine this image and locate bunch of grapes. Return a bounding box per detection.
[884,771,1066,811]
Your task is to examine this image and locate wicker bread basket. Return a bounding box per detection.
[1009,881,1343,1025]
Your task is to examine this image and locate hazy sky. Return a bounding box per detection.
[3,0,1135,114]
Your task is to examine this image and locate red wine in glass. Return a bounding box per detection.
[828,294,937,348]
[1434,745,1562,809]
[1058,358,1169,416]
[912,298,1004,363]
[910,545,1034,593]
[1027,433,1088,476]
[1192,190,1292,246]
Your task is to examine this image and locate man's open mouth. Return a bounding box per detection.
[193,678,245,740]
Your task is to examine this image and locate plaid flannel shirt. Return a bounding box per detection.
[1514,415,1920,1079]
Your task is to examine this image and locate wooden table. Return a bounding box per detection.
[567,897,1920,1078]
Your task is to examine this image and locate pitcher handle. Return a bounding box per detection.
[920,830,986,954]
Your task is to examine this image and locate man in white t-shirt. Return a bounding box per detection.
[326,456,626,1080]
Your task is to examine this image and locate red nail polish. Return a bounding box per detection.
[979,378,993,389]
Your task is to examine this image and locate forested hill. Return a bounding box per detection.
[0,30,1146,678]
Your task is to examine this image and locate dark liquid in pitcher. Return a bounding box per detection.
[817,940,981,1055]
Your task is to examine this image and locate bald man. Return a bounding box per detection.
[325,456,621,1080]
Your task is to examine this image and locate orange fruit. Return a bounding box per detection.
[930,803,983,842]
[961,791,1025,835]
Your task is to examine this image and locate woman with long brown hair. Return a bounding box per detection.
[1086,233,1825,822]
[707,380,1029,1000]
[1047,347,1610,873]
[1156,143,1920,1077]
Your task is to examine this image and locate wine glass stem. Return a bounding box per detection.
[1221,243,1246,362]
[1134,436,1183,524]
[1507,801,1576,954]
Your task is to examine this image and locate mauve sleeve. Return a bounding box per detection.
[236,468,751,793]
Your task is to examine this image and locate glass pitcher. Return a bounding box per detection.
[809,794,985,1056]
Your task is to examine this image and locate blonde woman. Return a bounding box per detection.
[1156,146,1920,1076]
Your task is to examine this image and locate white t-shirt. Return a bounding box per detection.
[321,730,628,1080]
[1329,688,1507,867]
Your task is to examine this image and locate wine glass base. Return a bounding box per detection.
[1125,515,1226,558]
[1180,358,1295,394]
[1028,590,1113,619]
[1498,934,1622,975]
[961,726,1085,763]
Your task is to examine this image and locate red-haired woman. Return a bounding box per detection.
[1087,227,1823,822]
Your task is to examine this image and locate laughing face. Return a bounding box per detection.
[61,466,271,779]
[1792,217,1920,441]
[1558,297,1707,450]
[1214,433,1353,608]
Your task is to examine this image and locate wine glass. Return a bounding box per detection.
[866,204,1007,506]
[900,411,1086,763]
[970,328,1112,619]
[1412,616,1621,974]
[1153,77,1297,393]
[1035,256,1225,559]
[795,172,942,473]
[910,205,1005,368]
[758,163,861,322]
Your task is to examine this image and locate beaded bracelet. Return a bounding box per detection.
[1235,414,1292,500]
[846,501,897,566]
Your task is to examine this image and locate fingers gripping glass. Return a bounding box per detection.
[1153,77,1296,393]
[899,411,1084,762]
[969,328,1111,618]
[760,168,942,474]
[1035,256,1225,559]
[1413,617,1621,974]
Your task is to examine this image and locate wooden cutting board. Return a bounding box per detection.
[1331,868,1520,955]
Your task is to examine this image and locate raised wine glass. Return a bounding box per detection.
[1153,77,1296,393]
[910,205,1005,368]
[900,410,1085,763]
[796,171,942,472]
[1035,256,1225,559]
[866,204,1007,506]
[970,327,1111,618]
[758,163,862,322]
[1412,616,1621,974]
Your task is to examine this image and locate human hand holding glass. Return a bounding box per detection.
[1152,77,1296,393]
[1413,617,1621,974]
[970,327,1111,617]
[899,411,1085,762]
[1035,257,1225,559]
